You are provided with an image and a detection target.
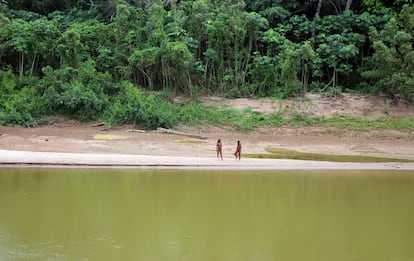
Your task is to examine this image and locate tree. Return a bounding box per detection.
[0,6,11,68]
[362,4,414,102]
[128,47,160,90]
[161,41,193,95]
[245,0,291,27]
[248,28,306,98]
[111,0,144,80]
[7,0,76,15]
[57,29,85,68]
[315,34,359,90]
[26,17,60,75]
[1,9,61,77]
[4,18,31,78]
[359,0,413,13]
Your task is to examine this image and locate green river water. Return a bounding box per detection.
[0,168,414,261]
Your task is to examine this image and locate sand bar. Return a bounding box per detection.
[1,149,414,170]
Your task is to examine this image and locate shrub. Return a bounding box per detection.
[42,80,106,121]
[106,82,177,129]
[0,87,45,127]
[0,70,46,126]
[40,64,109,121]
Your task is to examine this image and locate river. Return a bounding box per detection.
[1,169,414,261]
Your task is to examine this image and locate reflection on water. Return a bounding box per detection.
[1,169,414,261]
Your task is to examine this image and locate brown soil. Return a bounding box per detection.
[1,94,414,161]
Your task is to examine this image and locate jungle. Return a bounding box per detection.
[0,0,413,129]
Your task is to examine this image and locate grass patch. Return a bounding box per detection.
[319,116,414,131]
[101,92,414,132]
[174,102,414,132]
[175,103,271,132]
[242,147,414,163]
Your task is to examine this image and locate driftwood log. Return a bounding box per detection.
[126,129,146,133]
[91,122,106,127]
[156,127,208,140]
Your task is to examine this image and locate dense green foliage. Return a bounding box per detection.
[0,0,413,128]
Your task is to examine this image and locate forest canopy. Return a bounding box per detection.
[0,0,413,128]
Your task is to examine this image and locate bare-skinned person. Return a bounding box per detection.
[216,139,223,160]
[234,140,241,160]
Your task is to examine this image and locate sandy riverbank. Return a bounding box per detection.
[1,122,414,170]
[1,94,414,170]
[1,149,414,170]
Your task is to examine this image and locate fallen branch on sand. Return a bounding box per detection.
[91,122,106,127]
[156,127,208,140]
[126,129,146,133]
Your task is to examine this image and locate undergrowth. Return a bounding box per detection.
[1,73,413,132]
[173,105,414,132]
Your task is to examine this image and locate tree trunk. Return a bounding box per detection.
[327,0,340,14]
[19,52,24,78]
[311,0,323,49]
[315,0,323,17]
[345,0,352,11]
[140,69,153,91]
[30,53,37,76]
[301,61,309,92]
[187,72,192,98]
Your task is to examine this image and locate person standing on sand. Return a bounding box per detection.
[234,140,241,160]
[216,139,223,160]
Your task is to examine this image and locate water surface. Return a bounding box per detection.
[1,169,414,261]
